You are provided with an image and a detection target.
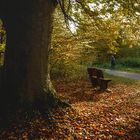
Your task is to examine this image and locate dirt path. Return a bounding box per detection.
[104,69,140,80]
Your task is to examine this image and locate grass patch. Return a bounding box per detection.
[95,63,140,74]
[103,72,140,86]
[115,66,140,74]
[117,57,140,67]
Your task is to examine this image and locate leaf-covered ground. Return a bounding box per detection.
[0,80,140,139]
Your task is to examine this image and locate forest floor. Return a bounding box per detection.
[0,80,140,140]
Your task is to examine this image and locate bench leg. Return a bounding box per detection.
[90,77,98,88]
[99,81,109,90]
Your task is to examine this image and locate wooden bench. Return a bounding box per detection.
[87,67,111,90]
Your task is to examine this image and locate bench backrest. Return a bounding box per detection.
[87,68,104,79]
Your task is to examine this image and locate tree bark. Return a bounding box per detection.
[0,0,68,110]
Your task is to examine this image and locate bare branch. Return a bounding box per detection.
[56,0,78,35]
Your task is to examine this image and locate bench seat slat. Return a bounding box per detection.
[91,76,111,81]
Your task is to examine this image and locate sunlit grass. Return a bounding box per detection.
[104,72,140,86]
[116,67,140,74]
[95,63,140,74]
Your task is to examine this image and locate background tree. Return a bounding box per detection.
[73,0,140,64]
[50,7,85,80]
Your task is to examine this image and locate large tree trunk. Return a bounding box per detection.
[0,0,67,110]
